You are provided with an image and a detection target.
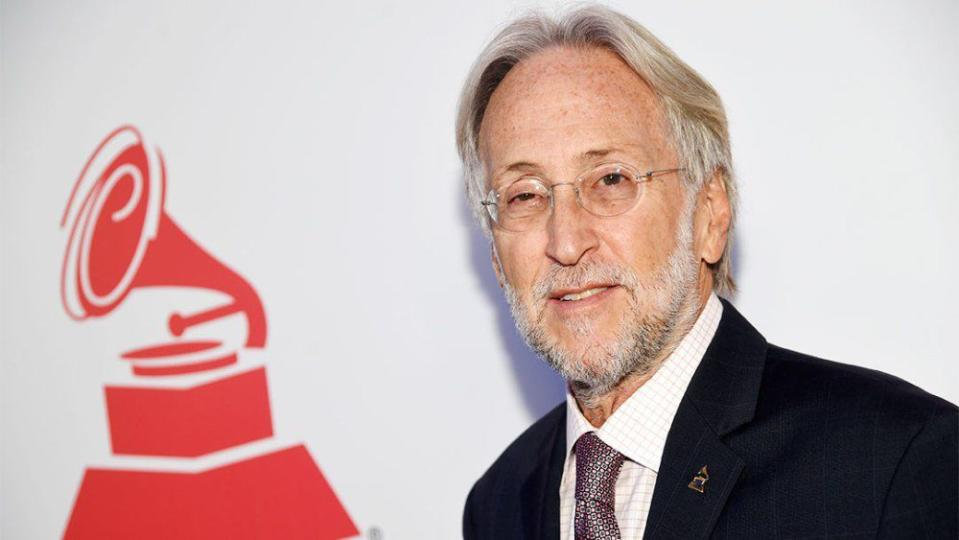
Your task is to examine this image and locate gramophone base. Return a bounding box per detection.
[63,444,358,539]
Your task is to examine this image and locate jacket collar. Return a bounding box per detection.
[684,299,767,436]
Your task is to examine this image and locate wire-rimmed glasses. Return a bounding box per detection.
[481,163,685,232]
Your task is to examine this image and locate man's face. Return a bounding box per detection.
[479,46,708,399]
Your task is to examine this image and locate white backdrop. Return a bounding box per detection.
[2,0,957,538]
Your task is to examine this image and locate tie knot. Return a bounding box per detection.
[574,432,625,506]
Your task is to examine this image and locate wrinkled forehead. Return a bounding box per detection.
[478,46,674,179]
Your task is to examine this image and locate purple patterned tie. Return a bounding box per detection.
[574,432,625,540]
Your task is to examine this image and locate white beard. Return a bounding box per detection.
[502,205,701,405]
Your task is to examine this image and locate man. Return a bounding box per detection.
[455,5,957,539]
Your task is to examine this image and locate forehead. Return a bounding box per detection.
[478,46,673,176]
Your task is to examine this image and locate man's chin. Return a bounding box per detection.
[542,340,631,383]
[557,359,629,402]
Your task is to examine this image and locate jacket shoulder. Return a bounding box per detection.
[719,343,957,537]
[761,344,955,424]
[753,344,956,487]
[463,402,565,538]
[470,402,565,497]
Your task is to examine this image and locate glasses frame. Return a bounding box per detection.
[481,164,686,232]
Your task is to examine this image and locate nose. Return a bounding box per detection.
[544,185,599,266]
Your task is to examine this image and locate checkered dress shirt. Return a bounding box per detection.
[559,293,723,540]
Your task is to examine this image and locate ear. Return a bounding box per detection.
[697,170,731,265]
[490,243,506,289]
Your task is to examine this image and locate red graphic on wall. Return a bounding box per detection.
[60,126,358,539]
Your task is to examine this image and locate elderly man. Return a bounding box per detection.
[456,5,957,539]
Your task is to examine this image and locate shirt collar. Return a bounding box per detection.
[564,292,723,473]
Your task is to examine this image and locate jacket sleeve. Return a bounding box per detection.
[877,403,958,538]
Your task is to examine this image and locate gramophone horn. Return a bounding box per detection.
[61,125,267,348]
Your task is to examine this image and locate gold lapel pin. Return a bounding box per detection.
[688,466,709,493]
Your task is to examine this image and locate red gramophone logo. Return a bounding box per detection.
[60,125,358,539]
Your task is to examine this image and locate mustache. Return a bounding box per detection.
[531,260,641,300]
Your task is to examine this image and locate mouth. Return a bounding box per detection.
[549,284,618,303]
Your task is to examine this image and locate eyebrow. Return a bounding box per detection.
[581,148,618,160]
[498,147,624,176]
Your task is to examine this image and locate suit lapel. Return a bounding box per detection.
[643,399,745,539]
[520,407,566,539]
[645,300,767,539]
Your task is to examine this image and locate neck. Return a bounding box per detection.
[575,370,656,427]
[575,271,714,428]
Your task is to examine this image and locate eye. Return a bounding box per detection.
[589,168,636,194]
[501,179,549,218]
[506,190,548,210]
[509,192,540,204]
[600,173,625,187]
[583,165,641,212]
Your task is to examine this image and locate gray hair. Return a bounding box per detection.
[455,3,737,295]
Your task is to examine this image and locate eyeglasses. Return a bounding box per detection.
[481,163,685,232]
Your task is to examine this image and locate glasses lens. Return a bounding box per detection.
[497,178,550,231]
[580,164,642,216]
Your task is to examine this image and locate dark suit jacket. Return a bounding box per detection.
[463,300,958,539]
